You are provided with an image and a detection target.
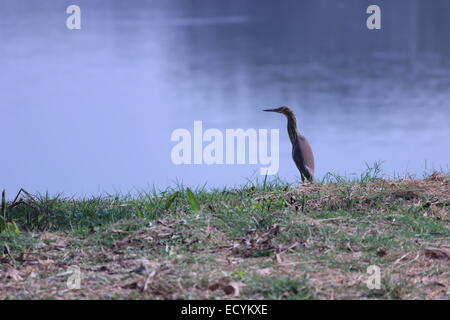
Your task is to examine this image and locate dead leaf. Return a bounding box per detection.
[142,270,157,292]
[231,224,282,257]
[223,282,244,296]
[122,282,139,290]
[376,247,387,257]
[6,268,23,281]
[54,239,67,248]
[257,268,273,276]
[3,243,11,255]
[275,253,283,263]
[208,282,223,291]
[98,266,110,272]
[17,265,36,278]
[423,248,450,260]
[132,264,148,274]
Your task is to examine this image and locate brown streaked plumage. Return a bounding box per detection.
[264,106,315,183]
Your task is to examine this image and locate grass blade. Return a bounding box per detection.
[164,191,179,210]
[186,188,200,212]
[1,190,6,230]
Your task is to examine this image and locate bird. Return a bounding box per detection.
[263,106,315,183]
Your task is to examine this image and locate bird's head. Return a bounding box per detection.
[263,106,294,116]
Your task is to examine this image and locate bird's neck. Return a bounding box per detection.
[286,114,299,144]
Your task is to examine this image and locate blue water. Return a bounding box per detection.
[1,0,449,196]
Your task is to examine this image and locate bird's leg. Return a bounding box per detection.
[301,174,305,184]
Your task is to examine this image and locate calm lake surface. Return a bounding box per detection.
[1,0,449,196]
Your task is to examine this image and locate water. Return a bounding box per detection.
[1,0,449,196]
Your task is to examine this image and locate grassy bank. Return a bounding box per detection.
[0,171,449,299]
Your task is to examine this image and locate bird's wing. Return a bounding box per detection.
[297,135,315,180]
[299,136,314,166]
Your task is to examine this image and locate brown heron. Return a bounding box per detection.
[264,106,315,183]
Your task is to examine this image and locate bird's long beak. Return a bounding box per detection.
[263,108,279,112]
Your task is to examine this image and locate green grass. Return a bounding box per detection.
[0,168,449,299]
[246,274,316,300]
